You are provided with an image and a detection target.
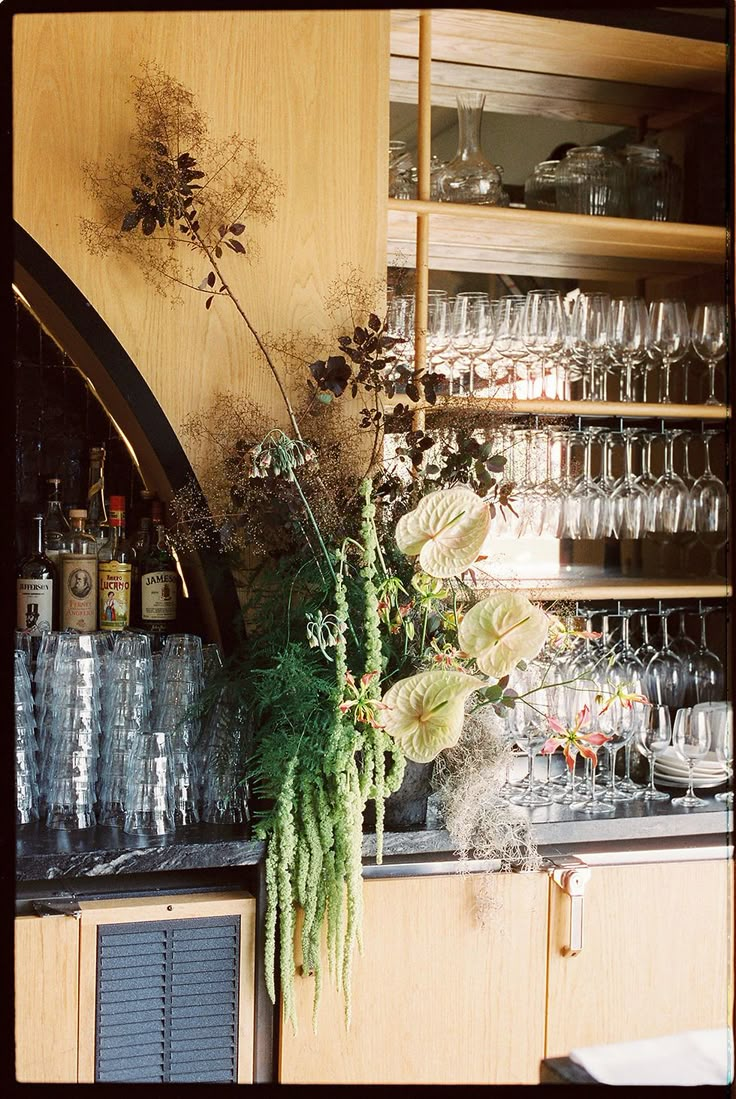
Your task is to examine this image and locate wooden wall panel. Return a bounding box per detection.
[279,872,549,1085]
[13,11,389,477]
[15,915,80,1083]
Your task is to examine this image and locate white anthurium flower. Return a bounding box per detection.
[381,668,484,763]
[394,486,491,578]
[458,592,549,679]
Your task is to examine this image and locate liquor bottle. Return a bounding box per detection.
[17,514,57,633]
[86,445,110,551]
[60,509,98,632]
[98,495,133,632]
[42,476,71,567]
[140,510,179,642]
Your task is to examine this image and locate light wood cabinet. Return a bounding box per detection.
[15,890,256,1085]
[546,858,734,1056]
[279,871,549,1085]
[279,856,733,1084]
[15,914,80,1083]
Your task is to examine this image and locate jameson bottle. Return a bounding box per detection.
[86,445,110,551]
[129,491,155,628]
[60,509,98,632]
[98,495,133,632]
[17,515,57,633]
[140,508,179,642]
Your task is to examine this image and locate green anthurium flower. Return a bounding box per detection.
[395,486,490,578]
[458,592,549,679]
[381,668,484,763]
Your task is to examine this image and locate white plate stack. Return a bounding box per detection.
[653,748,729,790]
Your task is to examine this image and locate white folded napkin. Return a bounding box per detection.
[569,1027,734,1086]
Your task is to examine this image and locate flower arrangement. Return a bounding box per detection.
[79,62,650,1034]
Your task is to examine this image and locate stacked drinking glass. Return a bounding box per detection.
[43,632,103,829]
[98,632,154,827]
[15,649,40,824]
[150,633,204,827]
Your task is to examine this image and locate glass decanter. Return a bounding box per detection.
[434,92,504,205]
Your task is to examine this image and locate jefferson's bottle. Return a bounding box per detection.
[140,512,179,641]
[60,509,98,632]
[86,446,110,550]
[98,495,133,632]
[17,515,57,633]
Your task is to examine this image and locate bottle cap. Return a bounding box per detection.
[109,495,126,510]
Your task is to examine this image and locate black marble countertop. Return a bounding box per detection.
[16,794,732,882]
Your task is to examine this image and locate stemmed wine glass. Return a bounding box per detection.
[565,429,607,541]
[635,703,672,801]
[493,296,528,399]
[570,291,611,400]
[690,431,729,576]
[647,298,689,404]
[505,705,552,807]
[645,610,686,710]
[690,301,726,406]
[522,289,566,400]
[610,427,649,539]
[686,608,725,705]
[709,702,733,806]
[671,705,711,808]
[650,428,689,536]
[609,295,650,402]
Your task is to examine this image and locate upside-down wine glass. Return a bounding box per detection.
[686,608,725,705]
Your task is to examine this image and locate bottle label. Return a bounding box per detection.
[141,570,178,621]
[99,562,132,630]
[17,579,53,633]
[61,554,98,632]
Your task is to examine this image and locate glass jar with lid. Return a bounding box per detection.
[622,144,682,221]
[555,145,625,217]
[523,160,559,210]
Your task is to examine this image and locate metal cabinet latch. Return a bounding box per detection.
[31,898,81,919]
[549,856,591,957]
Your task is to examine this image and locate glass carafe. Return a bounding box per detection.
[434,92,504,206]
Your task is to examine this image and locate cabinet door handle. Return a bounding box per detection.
[551,866,592,956]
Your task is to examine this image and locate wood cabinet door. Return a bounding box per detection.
[15,914,80,1082]
[279,870,549,1085]
[77,891,256,1084]
[546,858,734,1057]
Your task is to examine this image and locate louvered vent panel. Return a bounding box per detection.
[96,916,241,1083]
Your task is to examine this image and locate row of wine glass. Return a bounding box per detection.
[387,290,727,404]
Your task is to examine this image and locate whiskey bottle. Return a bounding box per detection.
[60,509,98,632]
[17,514,57,633]
[98,495,133,632]
[86,445,110,551]
[42,476,70,567]
[140,512,179,642]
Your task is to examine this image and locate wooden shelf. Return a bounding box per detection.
[387,201,726,281]
[390,9,725,129]
[383,396,730,423]
[474,579,732,602]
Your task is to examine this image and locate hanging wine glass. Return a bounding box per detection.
[690,301,726,406]
[691,430,729,577]
[609,426,648,540]
[686,608,725,705]
[645,610,686,710]
[650,428,690,536]
[434,92,504,205]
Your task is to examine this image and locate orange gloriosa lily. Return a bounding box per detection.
[541,704,612,770]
